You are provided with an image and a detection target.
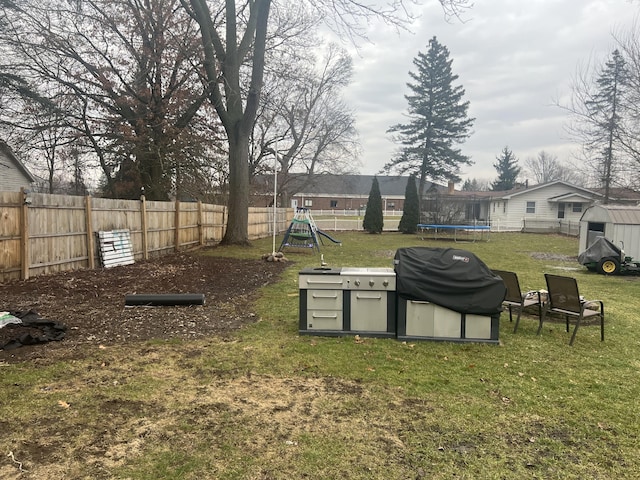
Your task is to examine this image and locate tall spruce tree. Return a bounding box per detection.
[398,174,419,233]
[491,146,521,191]
[585,49,628,203]
[363,176,383,234]
[385,36,474,213]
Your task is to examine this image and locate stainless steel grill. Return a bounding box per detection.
[298,267,396,337]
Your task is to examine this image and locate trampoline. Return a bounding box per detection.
[417,224,490,242]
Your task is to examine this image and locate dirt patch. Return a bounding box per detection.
[529,252,578,262]
[0,249,289,363]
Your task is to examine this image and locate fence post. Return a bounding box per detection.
[20,187,29,280]
[198,200,204,246]
[174,198,180,252]
[85,195,95,270]
[222,205,227,239]
[140,195,148,260]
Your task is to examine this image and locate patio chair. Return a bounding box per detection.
[492,270,543,334]
[541,274,604,346]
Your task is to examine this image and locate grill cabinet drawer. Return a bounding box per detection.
[306,310,343,330]
[307,290,342,310]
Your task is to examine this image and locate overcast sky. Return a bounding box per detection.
[341,0,638,185]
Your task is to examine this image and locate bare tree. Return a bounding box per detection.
[182,0,473,245]
[524,150,583,185]
[254,43,360,206]
[1,0,213,200]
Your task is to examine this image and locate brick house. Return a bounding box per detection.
[268,174,446,212]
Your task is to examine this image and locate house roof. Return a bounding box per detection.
[592,187,640,201]
[287,174,446,197]
[494,180,603,200]
[547,192,597,203]
[0,140,36,183]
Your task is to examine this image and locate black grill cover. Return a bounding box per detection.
[393,247,506,315]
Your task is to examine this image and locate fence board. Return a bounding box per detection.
[0,191,293,282]
[0,191,22,281]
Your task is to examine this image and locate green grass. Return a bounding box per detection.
[2,231,640,479]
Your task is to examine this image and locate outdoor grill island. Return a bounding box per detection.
[298,247,505,344]
[394,247,505,344]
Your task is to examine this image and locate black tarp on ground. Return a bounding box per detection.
[578,237,621,265]
[393,247,506,315]
[0,310,66,350]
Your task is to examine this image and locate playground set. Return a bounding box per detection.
[279,208,341,252]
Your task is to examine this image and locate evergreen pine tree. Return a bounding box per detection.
[461,178,477,191]
[491,146,521,191]
[398,174,419,234]
[585,49,628,203]
[363,176,383,234]
[384,36,474,211]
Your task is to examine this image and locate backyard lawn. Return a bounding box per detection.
[1,231,639,479]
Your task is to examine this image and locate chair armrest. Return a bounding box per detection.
[581,300,604,312]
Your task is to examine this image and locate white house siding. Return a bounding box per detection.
[491,184,594,224]
[488,200,510,223]
[0,149,33,192]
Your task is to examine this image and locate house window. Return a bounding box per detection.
[573,203,582,213]
[330,200,338,208]
[526,201,536,214]
[503,202,506,213]
[388,202,395,209]
[304,199,313,207]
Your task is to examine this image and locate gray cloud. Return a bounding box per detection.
[341,0,636,184]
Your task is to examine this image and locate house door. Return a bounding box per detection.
[291,199,298,209]
[558,203,565,219]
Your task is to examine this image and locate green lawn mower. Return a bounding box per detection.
[578,236,640,275]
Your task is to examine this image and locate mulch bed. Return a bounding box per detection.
[0,249,289,363]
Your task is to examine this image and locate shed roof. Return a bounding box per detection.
[580,204,640,225]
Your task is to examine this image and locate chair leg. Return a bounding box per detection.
[513,307,523,333]
[537,308,547,336]
[569,315,582,346]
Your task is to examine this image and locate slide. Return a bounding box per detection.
[317,229,342,245]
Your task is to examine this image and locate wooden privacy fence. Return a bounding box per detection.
[0,189,293,282]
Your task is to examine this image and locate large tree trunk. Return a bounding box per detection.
[188,0,270,245]
[223,129,250,245]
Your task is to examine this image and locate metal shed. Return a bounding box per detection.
[579,204,640,259]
